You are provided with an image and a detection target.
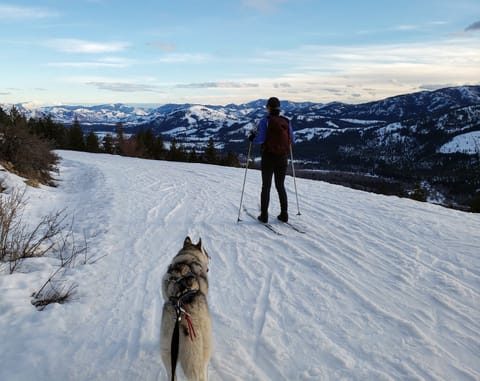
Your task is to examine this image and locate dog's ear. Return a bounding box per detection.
[184,236,192,248]
[196,238,210,261]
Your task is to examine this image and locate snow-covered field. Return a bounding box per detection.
[1,150,479,381]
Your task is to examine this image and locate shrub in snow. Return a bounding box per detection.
[31,274,78,311]
[0,189,68,274]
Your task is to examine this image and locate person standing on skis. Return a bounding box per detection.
[249,97,295,223]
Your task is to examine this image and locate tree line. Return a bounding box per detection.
[0,106,240,185]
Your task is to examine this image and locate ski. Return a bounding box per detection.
[281,221,306,234]
[242,207,282,236]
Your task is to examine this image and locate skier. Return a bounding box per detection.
[249,97,295,223]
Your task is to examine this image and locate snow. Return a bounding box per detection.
[438,131,480,155]
[326,120,339,128]
[295,127,334,142]
[1,150,479,381]
[377,122,403,134]
[340,118,384,125]
[188,106,234,123]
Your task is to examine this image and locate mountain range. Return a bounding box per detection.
[7,85,480,154]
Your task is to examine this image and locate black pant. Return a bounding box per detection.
[260,152,288,215]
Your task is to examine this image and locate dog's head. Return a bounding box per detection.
[162,236,211,301]
[182,236,210,272]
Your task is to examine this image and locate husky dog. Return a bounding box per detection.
[160,237,212,381]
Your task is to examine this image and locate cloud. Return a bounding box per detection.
[47,57,132,68]
[47,39,129,54]
[156,53,211,64]
[245,38,480,103]
[85,81,161,93]
[176,82,259,89]
[429,21,449,26]
[273,83,292,88]
[356,21,449,37]
[392,24,419,31]
[0,4,59,20]
[419,84,455,91]
[147,42,176,52]
[241,0,288,12]
[258,39,480,73]
[465,21,480,32]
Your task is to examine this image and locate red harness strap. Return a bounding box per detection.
[180,301,197,341]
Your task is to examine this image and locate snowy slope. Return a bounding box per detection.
[0,151,479,381]
[439,130,480,154]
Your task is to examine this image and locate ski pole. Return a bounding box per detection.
[290,144,301,215]
[237,141,252,222]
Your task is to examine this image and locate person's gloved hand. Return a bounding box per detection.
[248,132,256,142]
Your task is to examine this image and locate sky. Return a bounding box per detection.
[1,0,479,107]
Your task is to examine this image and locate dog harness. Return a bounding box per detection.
[168,273,202,381]
[170,289,198,340]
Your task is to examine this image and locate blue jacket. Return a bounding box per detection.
[253,115,295,145]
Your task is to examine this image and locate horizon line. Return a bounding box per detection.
[2,84,479,110]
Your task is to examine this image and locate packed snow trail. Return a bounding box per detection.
[0,150,479,381]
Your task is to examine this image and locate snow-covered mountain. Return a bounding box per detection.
[3,86,480,151]
[4,86,479,157]
[16,103,159,126]
[5,85,480,132]
[1,150,479,380]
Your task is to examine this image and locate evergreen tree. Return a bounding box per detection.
[134,128,164,159]
[9,106,26,128]
[204,137,217,164]
[102,134,114,154]
[115,122,125,155]
[176,143,187,162]
[221,150,240,167]
[121,135,138,157]
[134,127,147,157]
[167,138,178,161]
[48,116,68,148]
[470,192,480,213]
[188,147,199,163]
[68,118,85,151]
[27,115,67,148]
[0,106,9,126]
[166,138,188,162]
[143,128,155,158]
[85,130,100,153]
[152,134,165,159]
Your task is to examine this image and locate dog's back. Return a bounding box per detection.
[160,237,212,381]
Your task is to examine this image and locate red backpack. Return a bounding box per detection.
[264,115,291,155]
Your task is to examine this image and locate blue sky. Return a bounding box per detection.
[1,0,479,106]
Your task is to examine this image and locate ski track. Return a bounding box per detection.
[1,150,479,381]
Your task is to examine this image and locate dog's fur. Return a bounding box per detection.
[160,237,212,381]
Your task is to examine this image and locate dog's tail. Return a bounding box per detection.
[171,318,180,381]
